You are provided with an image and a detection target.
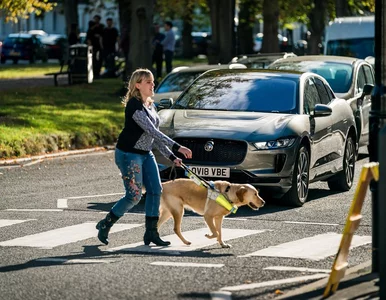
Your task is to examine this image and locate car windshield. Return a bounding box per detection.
[269,61,353,93]
[156,72,203,93]
[173,71,298,113]
[326,38,374,59]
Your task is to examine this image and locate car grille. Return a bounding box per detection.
[174,138,247,165]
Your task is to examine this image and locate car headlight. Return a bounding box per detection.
[253,137,296,150]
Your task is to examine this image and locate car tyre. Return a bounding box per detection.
[282,145,310,207]
[29,55,36,64]
[328,136,355,191]
[12,59,18,64]
[0,58,5,64]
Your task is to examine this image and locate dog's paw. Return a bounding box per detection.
[183,241,192,245]
[221,243,232,248]
[205,233,216,239]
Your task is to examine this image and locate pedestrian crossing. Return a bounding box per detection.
[0,218,372,261]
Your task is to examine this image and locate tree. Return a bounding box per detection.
[0,0,55,23]
[62,0,79,36]
[237,0,260,55]
[260,0,279,53]
[126,0,155,76]
[207,0,235,64]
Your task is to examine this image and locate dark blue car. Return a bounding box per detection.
[0,33,48,64]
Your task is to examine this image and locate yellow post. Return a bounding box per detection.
[323,162,379,298]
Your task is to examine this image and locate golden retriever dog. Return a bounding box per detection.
[158,178,265,248]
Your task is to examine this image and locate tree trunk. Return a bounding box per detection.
[182,0,194,59]
[126,0,154,77]
[118,0,131,80]
[308,0,327,55]
[207,0,235,64]
[238,0,254,55]
[335,0,350,18]
[62,0,78,36]
[260,0,279,53]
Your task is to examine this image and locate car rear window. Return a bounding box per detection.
[4,37,31,46]
[173,71,299,113]
[270,61,353,93]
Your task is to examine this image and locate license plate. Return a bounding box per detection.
[10,51,20,56]
[188,165,230,178]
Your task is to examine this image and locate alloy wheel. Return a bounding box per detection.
[296,151,309,202]
[345,139,355,187]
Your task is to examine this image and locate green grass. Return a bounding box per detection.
[0,78,125,159]
[0,56,208,159]
[0,63,62,78]
[0,57,208,79]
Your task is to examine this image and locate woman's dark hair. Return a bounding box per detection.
[165,21,173,28]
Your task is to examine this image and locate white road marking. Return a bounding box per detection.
[0,219,35,228]
[210,291,232,300]
[36,258,114,264]
[0,222,142,249]
[284,221,339,226]
[57,199,68,209]
[57,193,124,208]
[107,228,266,254]
[220,274,328,292]
[5,209,63,212]
[22,159,43,167]
[239,232,371,260]
[66,193,124,200]
[264,266,331,274]
[151,261,224,268]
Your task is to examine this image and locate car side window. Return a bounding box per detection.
[363,65,375,85]
[303,78,321,115]
[356,66,367,95]
[313,77,332,105]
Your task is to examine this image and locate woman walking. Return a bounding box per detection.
[97,68,192,246]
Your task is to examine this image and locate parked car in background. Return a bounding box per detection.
[230,52,297,69]
[154,63,246,107]
[268,55,374,150]
[1,33,48,64]
[254,33,290,52]
[40,34,68,62]
[156,69,358,206]
[324,16,374,59]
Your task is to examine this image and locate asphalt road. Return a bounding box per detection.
[0,148,373,300]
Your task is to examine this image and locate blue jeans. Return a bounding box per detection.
[111,148,162,217]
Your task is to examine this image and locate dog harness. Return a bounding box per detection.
[185,167,238,213]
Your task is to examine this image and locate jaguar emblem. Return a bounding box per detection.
[204,141,214,152]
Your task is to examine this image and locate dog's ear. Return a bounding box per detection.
[236,186,247,202]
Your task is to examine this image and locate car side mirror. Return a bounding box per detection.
[313,104,332,117]
[157,98,173,110]
[357,84,374,106]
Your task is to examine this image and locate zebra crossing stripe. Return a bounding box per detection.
[239,232,371,260]
[0,222,142,249]
[107,228,266,254]
[0,219,35,228]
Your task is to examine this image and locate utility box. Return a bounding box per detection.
[69,44,93,84]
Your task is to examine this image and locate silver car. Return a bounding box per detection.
[268,55,375,151]
[155,69,368,206]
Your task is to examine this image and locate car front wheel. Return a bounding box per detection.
[282,145,310,207]
[328,136,355,191]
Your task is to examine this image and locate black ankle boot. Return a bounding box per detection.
[143,216,171,246]
[96,211,119,245]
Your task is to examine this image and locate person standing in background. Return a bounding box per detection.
[161,21,175,74]
[152,23,165,80]
[91,15,104,78]
[102,18,119,67]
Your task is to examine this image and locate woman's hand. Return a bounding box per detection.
[173,158,183,167]
[178,146,192,159]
